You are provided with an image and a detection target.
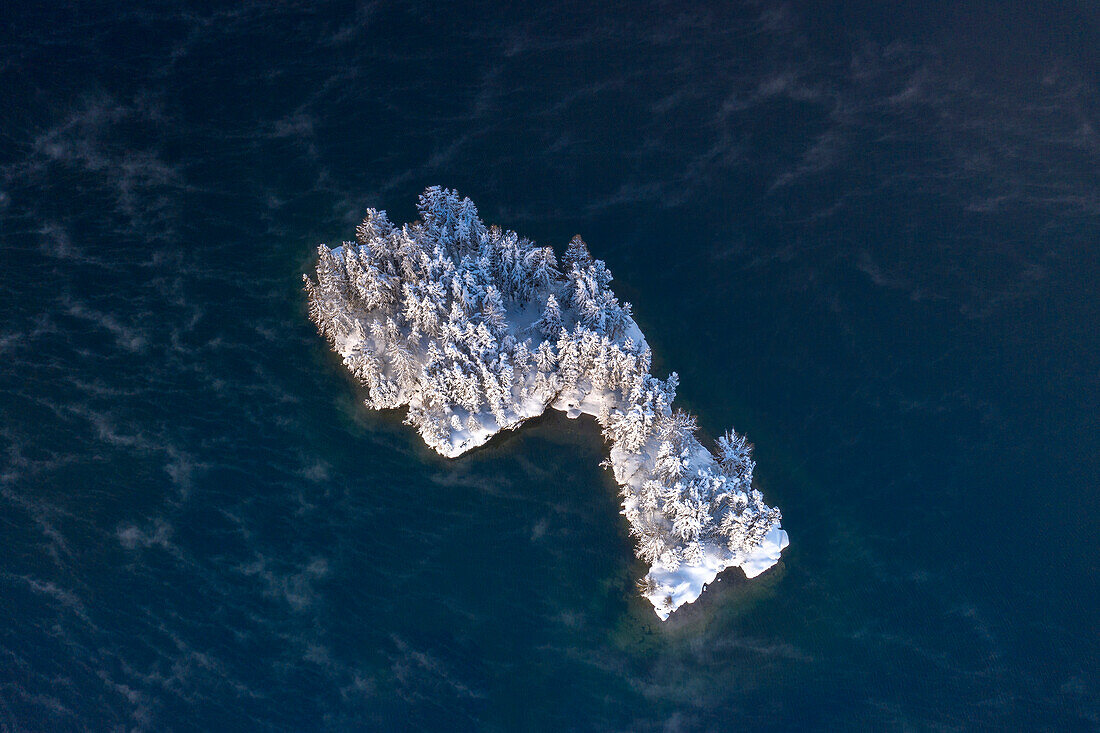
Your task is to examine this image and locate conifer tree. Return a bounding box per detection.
[563,234,592,270]
[391,343,419,388]
[534,341,557,374]
[556,328,583,390]
[534,294,563,338]
[512,340,532,377]
[717,429,755,484]
[356,208,394,245]
[481,285,508,334]
[527,247,560,290]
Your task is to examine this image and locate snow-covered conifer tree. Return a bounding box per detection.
[717,429,755,485]
[534,294,563,339]
[512,339,532,380]
[563,234,592,270]
[480,285,508,335]
[391,342,419,389]
[356,208,394,246]
[590,342,611,391]
[534,341,557,374]
[526,247,560,291]
[556,328,583,390]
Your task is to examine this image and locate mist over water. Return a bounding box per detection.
[1,2,1097,729]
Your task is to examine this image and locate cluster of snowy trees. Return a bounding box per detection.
[304,187,783,614]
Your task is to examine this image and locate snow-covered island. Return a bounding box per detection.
[303,187,788,619]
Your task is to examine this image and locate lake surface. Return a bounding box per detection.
[1,2,1097,729]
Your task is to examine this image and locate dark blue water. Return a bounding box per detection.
[2,2,1097,729]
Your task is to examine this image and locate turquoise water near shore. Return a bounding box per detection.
[1,2,1096,729]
